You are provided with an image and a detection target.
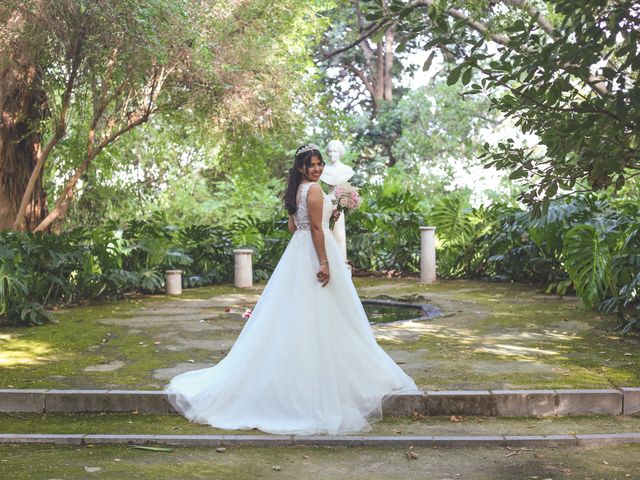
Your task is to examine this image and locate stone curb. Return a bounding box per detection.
[0,388,638,417]
[1,433,640,448]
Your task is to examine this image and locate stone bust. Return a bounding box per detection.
[320,140,354,186]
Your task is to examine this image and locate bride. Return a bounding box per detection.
[165,144,421,435]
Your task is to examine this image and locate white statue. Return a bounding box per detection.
[320,140,354,269]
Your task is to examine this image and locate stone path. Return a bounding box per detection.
[3,279,638,391]
[80,279,640,391]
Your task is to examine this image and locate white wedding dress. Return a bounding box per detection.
[165,181,421,435]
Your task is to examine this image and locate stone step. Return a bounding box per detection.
[1,388,639,416]
[1,432,640,448]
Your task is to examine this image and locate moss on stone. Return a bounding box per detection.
[2,412,640,437]
[1,278,638,390]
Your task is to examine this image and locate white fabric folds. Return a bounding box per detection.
[165,182,421,435]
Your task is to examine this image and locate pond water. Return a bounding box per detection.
[362,301,425,324]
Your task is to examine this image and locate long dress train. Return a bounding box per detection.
[164,181,421,435]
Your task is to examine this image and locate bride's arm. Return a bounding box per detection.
[307,184,330,287]
[288,215,297,233]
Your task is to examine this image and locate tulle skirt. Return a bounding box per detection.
[164,228,421,435]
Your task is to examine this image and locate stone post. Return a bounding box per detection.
[419,226,437,284]
[233,249,254,288]
[165,270,183,295]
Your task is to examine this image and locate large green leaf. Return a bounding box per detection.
[563,224,612,307]
[429,196,474,246]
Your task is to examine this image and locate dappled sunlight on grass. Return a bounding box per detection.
[0,334,55,367]
[373,320,477,343]
[375,320,580,349]
[175,295,255,303]
[476,343,560,357]
[490,330,581,341]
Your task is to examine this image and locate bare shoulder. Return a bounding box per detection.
[307,182,324,194]
[306,182,324,204]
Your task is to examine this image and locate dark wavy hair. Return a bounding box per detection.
[284,145,324,215]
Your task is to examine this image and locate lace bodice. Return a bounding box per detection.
[293,182,331,231]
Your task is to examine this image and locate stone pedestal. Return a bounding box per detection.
[419,226,436,284]
[165,270,183,295]
[233,249,253,288]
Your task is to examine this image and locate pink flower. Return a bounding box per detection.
[329,182,362,229]
[242,309,252,319]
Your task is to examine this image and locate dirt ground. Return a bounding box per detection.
[2,443,640,479]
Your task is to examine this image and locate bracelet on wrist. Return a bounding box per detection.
[319,260,329,265]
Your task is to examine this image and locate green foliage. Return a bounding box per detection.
[1,0,327,232]
[366,0,640,209]
[342,174,639,332]
[347,178,424,273]
[0,204,295,324]
[563,225,613,307]
[424,192,640,332]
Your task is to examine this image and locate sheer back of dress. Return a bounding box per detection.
[293,182,313,231]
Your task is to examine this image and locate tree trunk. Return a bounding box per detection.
[383,26,395,102]
[0,23,49,232]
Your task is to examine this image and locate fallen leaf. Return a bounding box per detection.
[449,415,462,422]
[84,467,101,473]
[216,447,226,453]
[405,451,418,460]
[272,465,282,471]
[129,445,173,452]
[602,460,609,465]
[302,455,309,459]
[410,411,426,421]
[504,451,520,457]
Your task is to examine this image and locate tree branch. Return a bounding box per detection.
[410,0,609,97]
[338,62,376,99]
[13,26,84,231]
[33,65,172,233]
[322,19,392,60]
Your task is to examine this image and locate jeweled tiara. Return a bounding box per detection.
[296,144,320,155]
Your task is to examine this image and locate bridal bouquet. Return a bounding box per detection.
[330,182,362,229]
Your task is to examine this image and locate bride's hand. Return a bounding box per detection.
[317,263,330,287]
